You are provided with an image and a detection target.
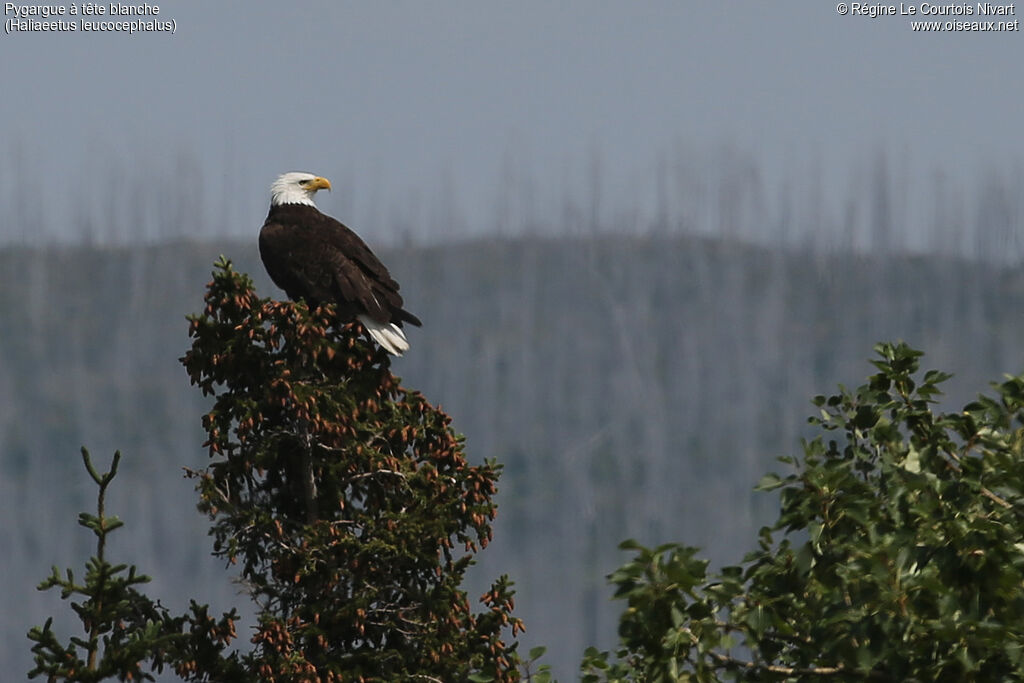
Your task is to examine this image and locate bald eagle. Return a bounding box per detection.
[259,172,421,356]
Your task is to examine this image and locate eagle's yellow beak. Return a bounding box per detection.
[309,176,332,192]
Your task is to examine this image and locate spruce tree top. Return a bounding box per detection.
[181,258,524,682]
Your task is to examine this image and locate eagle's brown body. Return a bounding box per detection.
[259,202,421,329]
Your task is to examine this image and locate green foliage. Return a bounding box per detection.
[27,449,241,682]
[179,257,525,682]
[30,257,531,682]
[582,341,1024,681]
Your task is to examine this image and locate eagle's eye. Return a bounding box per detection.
[298,179,309,185]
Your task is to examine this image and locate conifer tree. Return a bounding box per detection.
[180,257,524,682]
[30,258,528,682]
[27,449,241,682]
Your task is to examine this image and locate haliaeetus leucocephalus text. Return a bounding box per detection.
[259,172,421,355]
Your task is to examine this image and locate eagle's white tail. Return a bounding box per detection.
[358,315,410,356]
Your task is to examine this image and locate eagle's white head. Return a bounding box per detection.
[270,172,332,207]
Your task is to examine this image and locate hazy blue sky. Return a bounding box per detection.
[2,1,1021,243]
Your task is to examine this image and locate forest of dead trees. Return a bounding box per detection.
[3,150,1023,678]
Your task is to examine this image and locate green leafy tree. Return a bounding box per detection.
[179,258,524,682]
[582,342,1024,681]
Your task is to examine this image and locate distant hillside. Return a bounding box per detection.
[4,235,1024,679]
